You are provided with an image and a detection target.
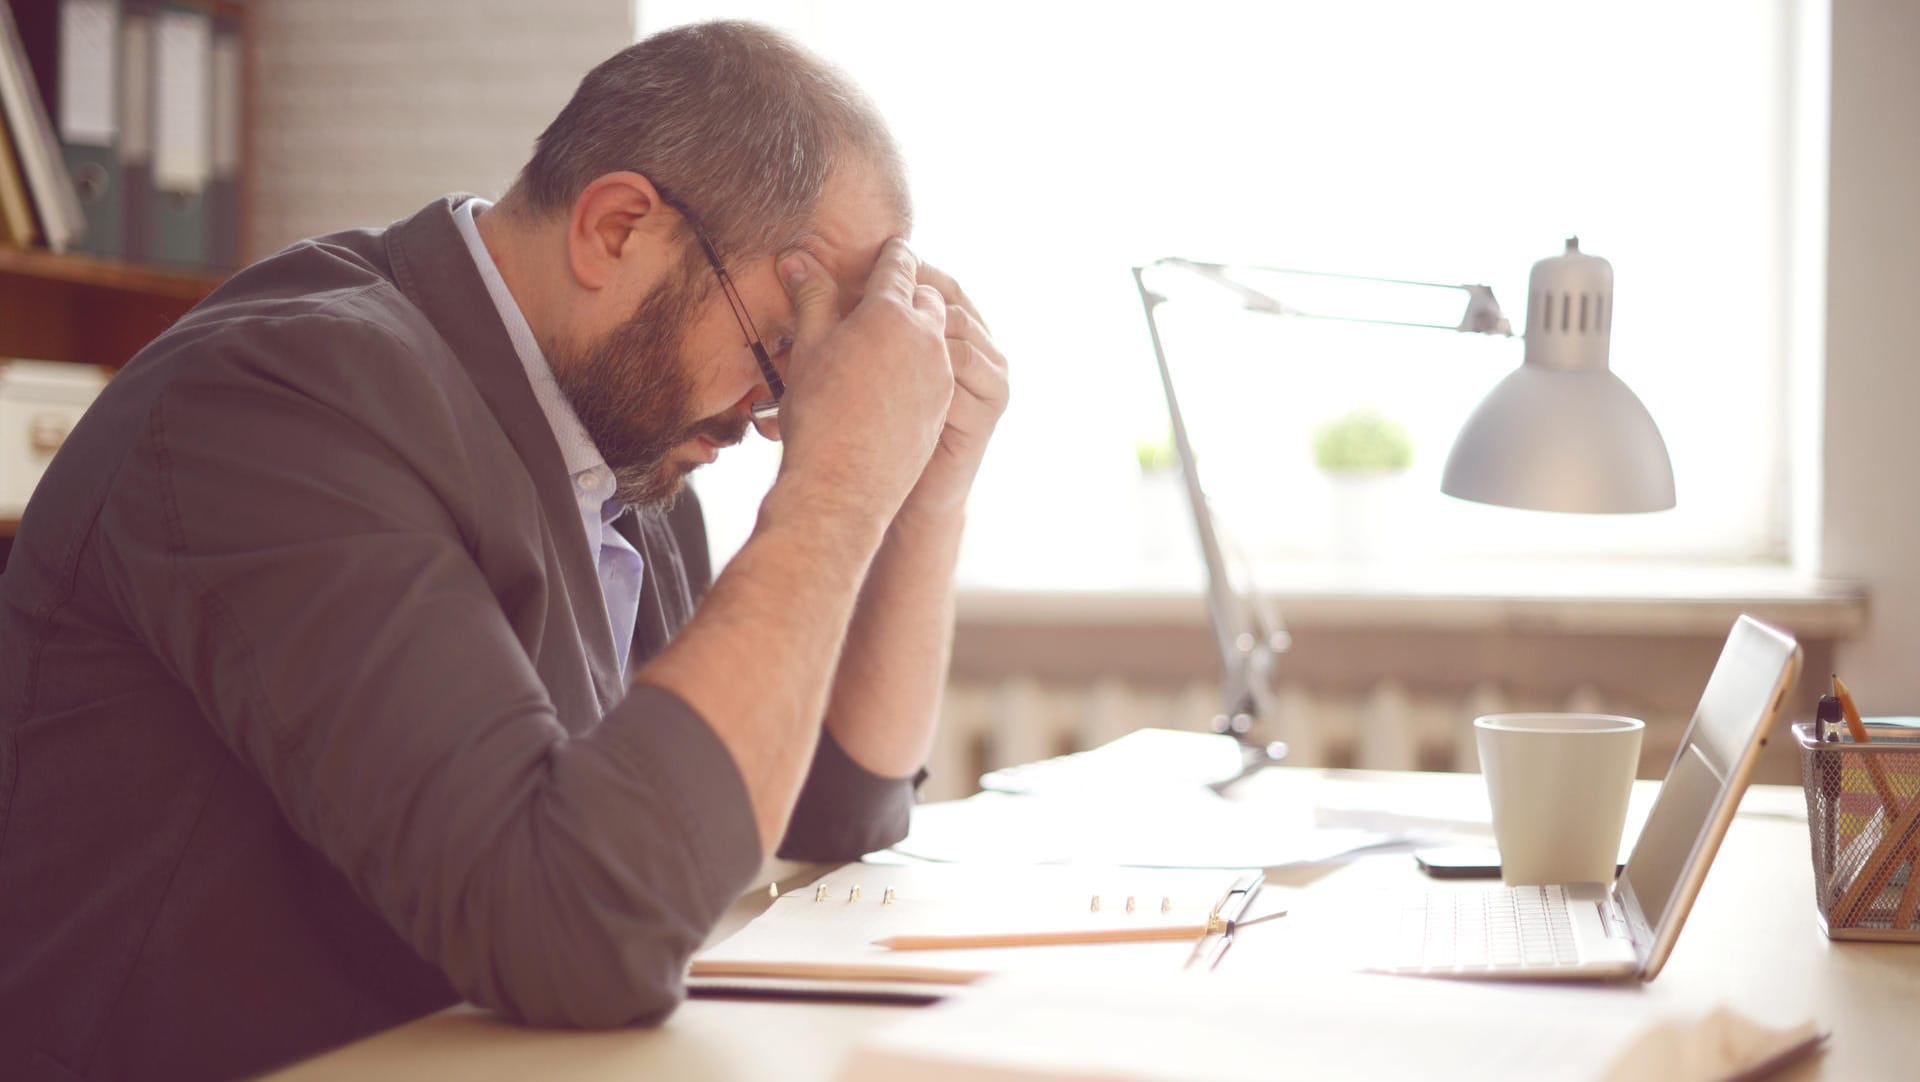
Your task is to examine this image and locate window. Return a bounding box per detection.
[647,1,1814,591]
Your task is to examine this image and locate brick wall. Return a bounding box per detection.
[244,0,632,259]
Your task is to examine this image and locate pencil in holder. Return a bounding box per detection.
[1795,721,1920,941]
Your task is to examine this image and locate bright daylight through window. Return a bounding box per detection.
[647,0,1812,594]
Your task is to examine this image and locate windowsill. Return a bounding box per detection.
[956,558,1869,638]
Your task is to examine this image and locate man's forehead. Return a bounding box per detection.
[769,235,883,324]
[797,162,911,314]
[809,238,885,312]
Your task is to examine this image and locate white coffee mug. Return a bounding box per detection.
[1474,713,1645,886]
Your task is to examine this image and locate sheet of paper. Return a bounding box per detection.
[1301,769,1498,837]
[832,970,1825,1082]
[980,727,1250,796]
[886,790,1392,869]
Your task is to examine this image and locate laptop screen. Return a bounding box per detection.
[1618,617,1799,946]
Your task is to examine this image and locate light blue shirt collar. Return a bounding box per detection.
[451,197,616,512]
[451,196,643,676]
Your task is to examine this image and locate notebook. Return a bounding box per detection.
[1363,613,1802,980]
[688,862,1263,1000]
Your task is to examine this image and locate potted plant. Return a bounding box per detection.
[1135,431,1180,476]
[1134,430,1190,564]
[1311,408,1413,560]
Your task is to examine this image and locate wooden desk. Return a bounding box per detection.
[265,776,1920,1081]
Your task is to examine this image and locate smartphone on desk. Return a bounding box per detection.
[1412,846,1625,880]
[1412,846,1503,879]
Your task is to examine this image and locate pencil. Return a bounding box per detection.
[1894,855,1920,930]
[1831,675,1920,926]
[874,923,1214,951]
[1838,675,1920,930]
[1836,800,1920,925]
[1834,675,1901,815]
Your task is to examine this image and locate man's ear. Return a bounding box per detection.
[565,172,678,292]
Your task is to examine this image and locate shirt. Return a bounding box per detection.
[451,197,643,678]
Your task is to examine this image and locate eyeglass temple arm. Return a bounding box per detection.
[703,236,786,404]
[749,342,784,401]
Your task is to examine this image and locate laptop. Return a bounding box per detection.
[1367,613,1802,981]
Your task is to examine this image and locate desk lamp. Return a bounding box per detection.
[1131,238,1675,775]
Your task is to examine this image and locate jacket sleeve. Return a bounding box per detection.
[93,311,762,1028]
[778,733,923,861]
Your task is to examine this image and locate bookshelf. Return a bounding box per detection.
[0,0,247,570]
[0,250,220,565]
[0,247,223,365]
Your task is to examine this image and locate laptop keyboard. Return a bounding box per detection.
[1386,884,1580,971]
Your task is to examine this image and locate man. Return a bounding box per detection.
[0,20,1007,1080]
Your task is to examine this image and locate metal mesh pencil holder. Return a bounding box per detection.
[1796,721,1920,941]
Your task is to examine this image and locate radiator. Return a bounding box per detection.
[925,678,1627,804]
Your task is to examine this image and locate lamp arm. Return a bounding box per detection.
[1131,266,1271,738]
[1150,257,1513,337]
[1131,255,1512,763]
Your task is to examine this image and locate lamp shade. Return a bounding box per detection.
[1441,365,1674,512]
[1440,238,1676,514]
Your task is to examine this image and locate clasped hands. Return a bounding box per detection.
[772,237,1009,524]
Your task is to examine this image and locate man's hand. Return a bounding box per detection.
[642,239,953,856]
[812,262,1005,782]
[775,238,954,524]
[905,262,1010,516]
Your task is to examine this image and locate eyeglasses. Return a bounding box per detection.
[653,185,785,425]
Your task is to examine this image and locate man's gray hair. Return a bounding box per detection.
[508,20,908,261]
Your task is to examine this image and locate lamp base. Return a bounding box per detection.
[1208,738,1290,794]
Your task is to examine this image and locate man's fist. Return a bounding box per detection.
[774,238,955,522]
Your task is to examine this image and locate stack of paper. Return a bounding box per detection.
[885,790,1390,869]
[979,728,1251,796]
[830,970,1825,1082]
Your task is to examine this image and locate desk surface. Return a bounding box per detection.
[266,774,1920,1081]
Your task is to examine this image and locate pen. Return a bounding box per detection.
[1834,675,1899,813]
[1185,871,1265,971]
[1815,694,1839,744]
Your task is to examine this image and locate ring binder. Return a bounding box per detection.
[690,863,1265,997]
